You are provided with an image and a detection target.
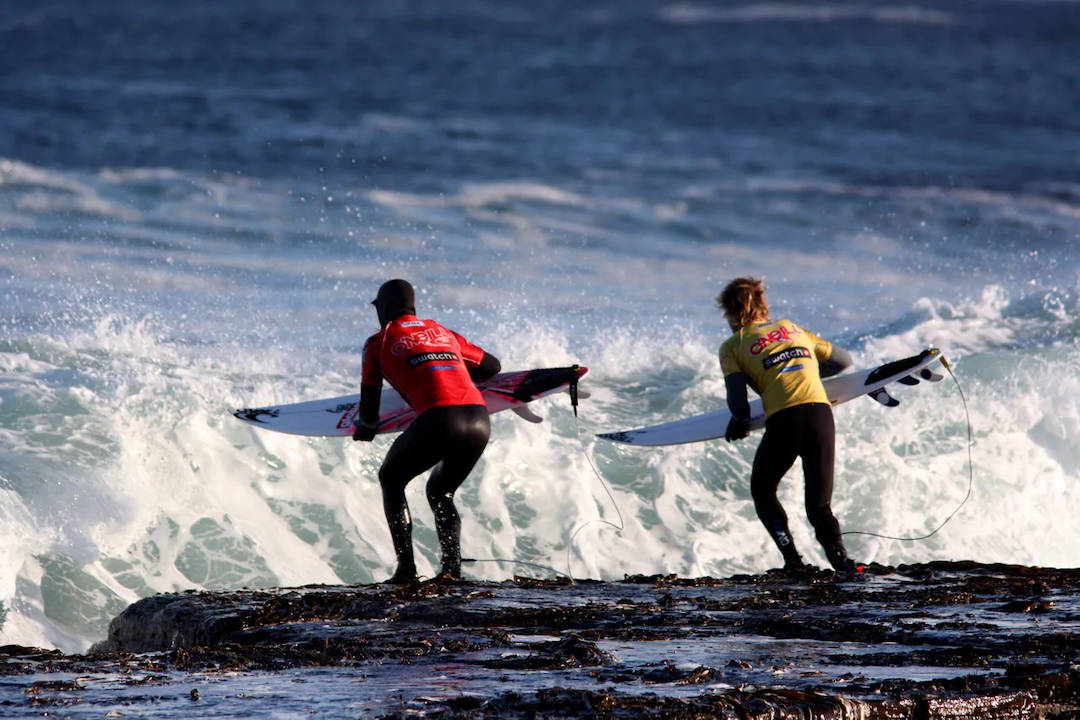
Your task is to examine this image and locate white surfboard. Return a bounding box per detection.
[597,349,943,447]
[233,366,587,437]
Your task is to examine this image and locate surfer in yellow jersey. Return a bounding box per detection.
[717,277,859,573]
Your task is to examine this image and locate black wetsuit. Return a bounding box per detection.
[378,404,491,581]
[750,402,844,569]
[356,279,500,583]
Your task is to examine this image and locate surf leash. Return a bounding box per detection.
[549,364,627,580]
[480,363,627,581]
[566,412,626,581]
[462,365,602,584]
[842,353,974,543]
[461,557,575,582]
[569,364,580,416]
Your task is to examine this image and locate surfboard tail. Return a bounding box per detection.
[863,348,941,386]
[503,365,588,402]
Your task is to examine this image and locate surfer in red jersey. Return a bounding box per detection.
[717,277,860,574]
[353,279,501,584]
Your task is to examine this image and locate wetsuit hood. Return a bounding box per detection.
[373,279,416,327]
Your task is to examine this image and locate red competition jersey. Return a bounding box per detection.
[361,315,487,413]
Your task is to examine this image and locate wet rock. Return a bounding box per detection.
[2,562,1079,718]
[485,633,613,670]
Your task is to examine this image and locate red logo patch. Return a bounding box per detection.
[750,326,801,355]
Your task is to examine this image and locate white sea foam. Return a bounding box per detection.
[7,279,1077,653]
[369,181,587,212]
[658,4,954,26]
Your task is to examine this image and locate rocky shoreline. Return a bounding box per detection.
[2,561,1078,718]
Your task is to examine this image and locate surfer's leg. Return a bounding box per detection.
[425,405,490,579]
[378,413,445,583]
[800,404,854,572]
[751,411,802,568]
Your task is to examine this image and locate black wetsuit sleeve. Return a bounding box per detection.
[469,352,501,382]
[357,335,382,436]
[725,373,752,420]
[359,384,381,428]
[819,345,853,378]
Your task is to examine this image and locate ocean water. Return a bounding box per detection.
[1,0,1078,653]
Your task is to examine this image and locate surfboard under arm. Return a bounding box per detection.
[596,348,943,447]
[232,365,588,438]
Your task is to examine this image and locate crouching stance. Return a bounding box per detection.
[354,279,500,584]
[717,277,859,573]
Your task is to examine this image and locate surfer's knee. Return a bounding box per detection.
[750,476,780,504]
[378,463,407,491]
[426,478,454,505]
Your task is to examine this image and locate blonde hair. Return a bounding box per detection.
[717,276,769,329]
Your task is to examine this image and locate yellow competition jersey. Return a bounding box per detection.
[719,318,834,418]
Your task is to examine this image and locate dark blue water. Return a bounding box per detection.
[5,1,1078,189]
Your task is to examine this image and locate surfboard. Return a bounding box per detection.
[232,365,587,437]
[597,348,943,447]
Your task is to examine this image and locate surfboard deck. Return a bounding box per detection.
[597,349,943,447]
[233,365,588,437]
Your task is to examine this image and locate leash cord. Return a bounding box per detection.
[463,377,626,584]
[841,355,974,542]
[461,556,575,582]
[564,414,626,580]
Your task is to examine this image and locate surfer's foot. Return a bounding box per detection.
[834,558,856,573]
[783,554,807,571]
[831,562,867,582]
[438,550,462,579]
[435,561,462,582]
[387,565,419,585]
[432,569,463,584]
[832,561,856,579]
[824,544,861,575]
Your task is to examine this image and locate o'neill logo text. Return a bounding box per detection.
[750,325,801,355]
[391,325,453,355]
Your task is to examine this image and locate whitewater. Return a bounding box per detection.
[2,172,1077,653]
[1,0,1079,655]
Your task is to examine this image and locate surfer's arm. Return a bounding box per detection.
[469,351,501,382]
[819,345,853,378]
[355,336,382,441]
[353,384,381,441]
[724,372,752,442]
[452,330,501,381]
[724,373,751,420]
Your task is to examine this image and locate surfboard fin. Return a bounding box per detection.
[868,388,901,407]
[898,368,944,386]
[511,404,544,423]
